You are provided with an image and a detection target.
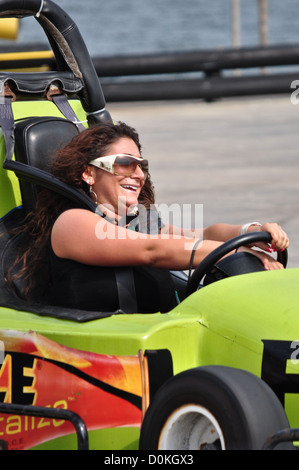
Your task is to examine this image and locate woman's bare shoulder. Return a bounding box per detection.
[55,208,98,221]
[51,208,106,258]
[53,208,103,231]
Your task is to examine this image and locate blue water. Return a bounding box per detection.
[9,0,299,57]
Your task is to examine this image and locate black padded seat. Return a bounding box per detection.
[0,117,110,321]
[14,116,79,210]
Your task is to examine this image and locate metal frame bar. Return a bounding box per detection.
[0,402,89,450]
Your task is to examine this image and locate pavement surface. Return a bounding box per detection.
[107,95,299,268]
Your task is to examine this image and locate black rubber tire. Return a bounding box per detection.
[139,366,293,450]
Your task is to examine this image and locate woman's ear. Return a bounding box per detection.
[82,165,95,185]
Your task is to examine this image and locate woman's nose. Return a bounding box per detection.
[133,164,145,179]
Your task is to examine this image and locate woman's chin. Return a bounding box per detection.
[120,190,139,208]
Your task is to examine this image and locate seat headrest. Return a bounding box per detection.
[14,116,79,210]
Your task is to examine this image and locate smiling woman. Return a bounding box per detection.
[8,121,289,314]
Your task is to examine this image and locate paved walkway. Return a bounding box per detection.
[108,95,299,268]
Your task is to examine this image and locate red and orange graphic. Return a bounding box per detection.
[0,330,143,449]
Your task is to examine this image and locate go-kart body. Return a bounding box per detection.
[0,0,298,451]
[1,245,299,449]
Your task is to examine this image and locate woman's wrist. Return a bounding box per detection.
[240,222,261,235]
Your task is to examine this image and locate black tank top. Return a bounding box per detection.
[47,243,177,314]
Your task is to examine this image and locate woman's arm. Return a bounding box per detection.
[162,223,243,241]
[203,223,242,241]
[51,209,221,271]
[51,209,286,271]
[164,222,289,252]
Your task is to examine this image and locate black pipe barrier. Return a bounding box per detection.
[1,43,299,76]
[92,44,299,102]
[93,44,299,77]
[101,72,299,102]
[1,42,299,101]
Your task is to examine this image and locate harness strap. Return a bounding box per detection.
[100,211,139,313]
[113,208,164,312]
[115,268,138,313]
[51,94,86,132]
[0,96,15,162]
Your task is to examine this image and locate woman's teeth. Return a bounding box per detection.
[121,185,138,192]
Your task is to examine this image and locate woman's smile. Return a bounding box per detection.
[120,182,141,193]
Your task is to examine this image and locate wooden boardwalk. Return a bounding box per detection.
[108,95,299,268]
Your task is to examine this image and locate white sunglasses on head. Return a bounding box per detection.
[89,153,149,179]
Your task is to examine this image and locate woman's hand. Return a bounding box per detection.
[237,245,284,271]
[243,222,289,269]
[247,222,289,253]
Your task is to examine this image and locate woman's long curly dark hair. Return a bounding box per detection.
[8,121,156,298]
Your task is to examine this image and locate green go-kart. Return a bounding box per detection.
[0,0,298,451]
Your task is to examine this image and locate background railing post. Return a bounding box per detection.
[231,0,241,76]
[231,0,241,48]
[258,0,268,46]
[258,0,268,73]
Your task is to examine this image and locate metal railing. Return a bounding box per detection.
[0,402,89,450]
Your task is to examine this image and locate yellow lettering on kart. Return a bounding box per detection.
[0,354,36,405]
[52,400,68,427]
[0,399,68,438]
[0,354,12,403]
[23,361,37,399]
[36,400,67,429]
[6,415,21,435]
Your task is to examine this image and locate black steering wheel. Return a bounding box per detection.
[185,232,288,297]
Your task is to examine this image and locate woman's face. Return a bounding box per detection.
[84,137,145,217]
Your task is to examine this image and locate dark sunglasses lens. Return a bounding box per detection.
[114,156,133,167]
[141,159,149,178]
[114,156,148,178]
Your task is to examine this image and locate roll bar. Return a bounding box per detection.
[0,0,112,124]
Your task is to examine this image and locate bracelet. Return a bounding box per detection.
[188,239,202,279]
[240,222,261,235]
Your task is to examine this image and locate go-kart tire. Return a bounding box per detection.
[139,366,293,450]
